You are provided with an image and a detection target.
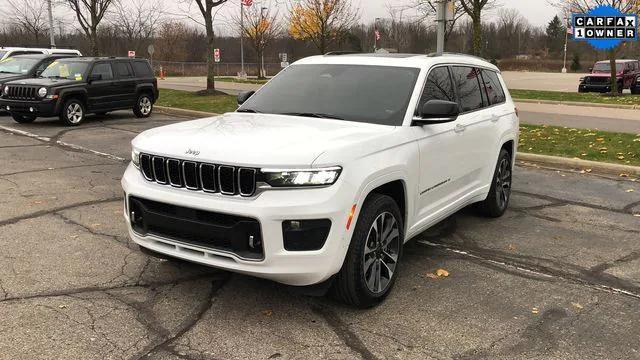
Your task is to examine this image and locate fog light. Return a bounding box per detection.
[5,106,9,111]
[29,107,34,112]
[282,219,331,251]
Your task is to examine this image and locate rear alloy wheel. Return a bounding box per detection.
[11,114,36,123]
[475,149,512,217]
[332,194,403,308]
[60,99,86,126]
[134,94,153,118]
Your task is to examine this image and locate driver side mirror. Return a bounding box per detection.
[88,74,102,83]
[412,100,460,126]
[35,70,43,77]
[237,90,255,105]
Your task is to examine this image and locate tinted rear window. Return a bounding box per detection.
[451,66,484,112]
[133,61,152,77]
[481,70,506,105]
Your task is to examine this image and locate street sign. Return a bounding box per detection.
[214,48,221,63]
[281,61,289,68]
[147,45,155,56]
[128,50,136,57]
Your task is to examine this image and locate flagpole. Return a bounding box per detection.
[374,18,380,51]
[240,0,245,77]
[562,13,569,73]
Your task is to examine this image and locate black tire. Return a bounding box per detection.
[475,149,513,218]
[133,93,153,118]
[617,82,624,94]
[332,193,404,308]
[11,113,36,123]
[631,87,639,95]
[59,98,86,126]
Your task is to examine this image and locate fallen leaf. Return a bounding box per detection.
[584,169,592,173]
[619,173,629,178]
[571,302,583,310]
[58,304,67,309]
[507,244,517,251]
[626,189,635,193]
[263,310,273,316]
[531,307,539,314]
[596,137,605,142]
[423,273,439,280]
[436,268,450,277]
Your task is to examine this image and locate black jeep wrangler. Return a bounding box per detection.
[0,57,158,126]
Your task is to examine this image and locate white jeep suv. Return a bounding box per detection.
[122,53,519,307]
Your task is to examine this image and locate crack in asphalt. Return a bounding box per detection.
[418,240,640,301]
[513,190,639,215]
[0,197,123,227]
[0,162,117,177]
[132,276,230,360]
[311,305,378,360]
[0,143,50,149]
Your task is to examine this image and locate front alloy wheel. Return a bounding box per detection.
[60,99,86,126]
[332,193,404,308]
[363,212,400,294]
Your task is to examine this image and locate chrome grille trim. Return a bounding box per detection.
[138,153,257,197]
[238,168,257,197]
[218,166,236,195]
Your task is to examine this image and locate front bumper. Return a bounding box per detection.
[121,163,357,286]
[0,98,60,117]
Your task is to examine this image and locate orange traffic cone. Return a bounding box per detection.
[159,66,165,80]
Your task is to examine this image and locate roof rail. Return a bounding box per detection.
[426,52,489,62]
[324,51,362,56]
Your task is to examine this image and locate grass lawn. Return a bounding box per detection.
[519,124,640,166]
[511,89,640,106]
[156,89,238,114]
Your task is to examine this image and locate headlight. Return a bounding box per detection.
[3,85,8,95]
[261,166,342,187]
[131,150,140,168]
[37,87,47,98]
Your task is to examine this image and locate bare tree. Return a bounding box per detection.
[413,0,467,42]
[7,0,49,43]
[459,0,498,56]
[497,8,529,55]
[288,0,360,54]
[234,5,281,79]
[549,0,640,94]
[63,0,116,56]
[110,0,164,53]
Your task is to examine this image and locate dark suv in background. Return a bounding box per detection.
[0,57,158,126]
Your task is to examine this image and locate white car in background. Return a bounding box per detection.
[0,47,81,61]
[122,52,519,308]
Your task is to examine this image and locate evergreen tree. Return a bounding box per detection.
[546,15,565,55]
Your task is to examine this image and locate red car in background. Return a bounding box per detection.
[578,59,640,93]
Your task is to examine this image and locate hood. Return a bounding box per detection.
[4,77,82,87]
[0,73,26,83]
[590,71,622,77]
[132,112,397,168]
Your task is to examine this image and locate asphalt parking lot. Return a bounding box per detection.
[1,111,639,360]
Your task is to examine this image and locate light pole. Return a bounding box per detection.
[436,0,447,54]
[562,13,569,73]
[240,1,246,78]
[47,0,56,48]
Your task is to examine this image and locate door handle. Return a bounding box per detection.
[490,114,500,122]
[454,124,466,133]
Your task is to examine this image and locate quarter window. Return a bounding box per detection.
[114,62,133,78]
[418,67,455,112]
[481,70,506,105]
[90,63,113,80]
[451,66,484,112]
[133,61,152,77]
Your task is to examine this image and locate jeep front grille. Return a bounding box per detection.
[139,153,257,197]
[585,77,609,84]
[5,85,38,100]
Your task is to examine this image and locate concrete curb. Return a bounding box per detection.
[517,152,640,176]
[155,106,219,118]
[514,98,640,110]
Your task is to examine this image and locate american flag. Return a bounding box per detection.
[241,0,253,6]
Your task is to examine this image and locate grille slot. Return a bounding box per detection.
[138,153,257,197]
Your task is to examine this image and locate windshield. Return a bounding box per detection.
[238,64,421,126]
[0,57,40,74]
[593,62,625,72]
[40,60,89,80]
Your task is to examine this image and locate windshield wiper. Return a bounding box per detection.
[237,108,261,113]
[282,112,344,120]
[0,71,17,74]
[43,75,67,80]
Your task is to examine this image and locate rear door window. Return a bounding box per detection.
[91,63,113,80]
[451,66,484,112]
[481,70,506,105]
[114,62,134,78]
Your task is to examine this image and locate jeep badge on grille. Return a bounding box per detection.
[185,149,200,156]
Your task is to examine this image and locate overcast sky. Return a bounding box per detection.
[2,0,559,34]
